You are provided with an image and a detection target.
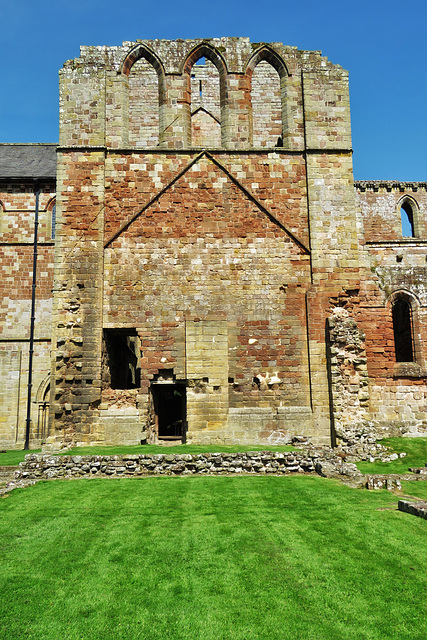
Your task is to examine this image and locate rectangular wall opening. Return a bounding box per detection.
[151,382,186,441]
[102,329,141,389]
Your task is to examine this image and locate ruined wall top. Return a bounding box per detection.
[59,37,352,150]
[61,37,346,76]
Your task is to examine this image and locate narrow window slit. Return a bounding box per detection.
[400,202,415,237]
[392,299,414,362]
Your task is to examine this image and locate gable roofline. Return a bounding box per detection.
[104,151,309,253]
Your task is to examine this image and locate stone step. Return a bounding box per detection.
[0,466,19,482]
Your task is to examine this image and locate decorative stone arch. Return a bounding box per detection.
[182,43,229,147]
[121,43,166,84]
[35,374,51,404]
[397,195,419,238]
[120,44,167,146]
[387,289,421,365]
[35,375,51,441]
[245,45,289,79]
[245,46,290,147]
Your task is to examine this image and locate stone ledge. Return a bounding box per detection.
[393,363,427,379]
[408,467,427,475]
[277,406,312,415]
[398,500,427,519]
[228,408,273,415]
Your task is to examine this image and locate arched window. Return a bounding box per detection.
[122,44,166,148]
[392,297,414,362]
[51,203,56,240]
[46,198,56,240]
[36,376,51,441]
[129,57,160,147]
[399,197,418,238]
[190,57,221,147]
[183,44,228,147]
[251,61,282,147]
[245,46,288,148]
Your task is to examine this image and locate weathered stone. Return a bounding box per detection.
[398,500,427,519]
[366,476,402,491]
[1,39,426,452]
[315,462,341,479]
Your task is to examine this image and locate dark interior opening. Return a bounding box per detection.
[152,383,186,440]
[392,298,414,362]
[103,329,141,389]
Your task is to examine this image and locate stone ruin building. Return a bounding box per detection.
[1,37,426,449]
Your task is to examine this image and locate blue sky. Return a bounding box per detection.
[0,0,425,180]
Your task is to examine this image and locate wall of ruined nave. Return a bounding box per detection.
[356,182,427,436]
[0,184,55,447]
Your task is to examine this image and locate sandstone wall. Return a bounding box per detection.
[356,182,427,436]
[49,38,358,447]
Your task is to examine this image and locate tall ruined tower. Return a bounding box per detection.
[50,38,360,446]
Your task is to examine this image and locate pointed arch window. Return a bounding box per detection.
[190,56,221,147]
[392,297,414,362]
[183,45,228,148]
[46,198,56,240]
[399,197,418,238]
[251,60,282,147]
[129,57,160,147]
[122,45,166,148]
[51,203,56,239]
[36,376,51,441]
[245,47,288,149]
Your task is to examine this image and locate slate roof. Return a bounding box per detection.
[0,144,57,179]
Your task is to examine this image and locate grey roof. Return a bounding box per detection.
[0,144,57,179]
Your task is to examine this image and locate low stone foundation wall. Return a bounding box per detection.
[398,500,427,519]
[15,450,357,480]
[12,450,423,492]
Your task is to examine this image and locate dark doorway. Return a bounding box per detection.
[152,384,186,441]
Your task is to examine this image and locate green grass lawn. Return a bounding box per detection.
[356,437,427,475]
[1,476,426,640]
[400,480,427,501]
[0,449,41,466]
